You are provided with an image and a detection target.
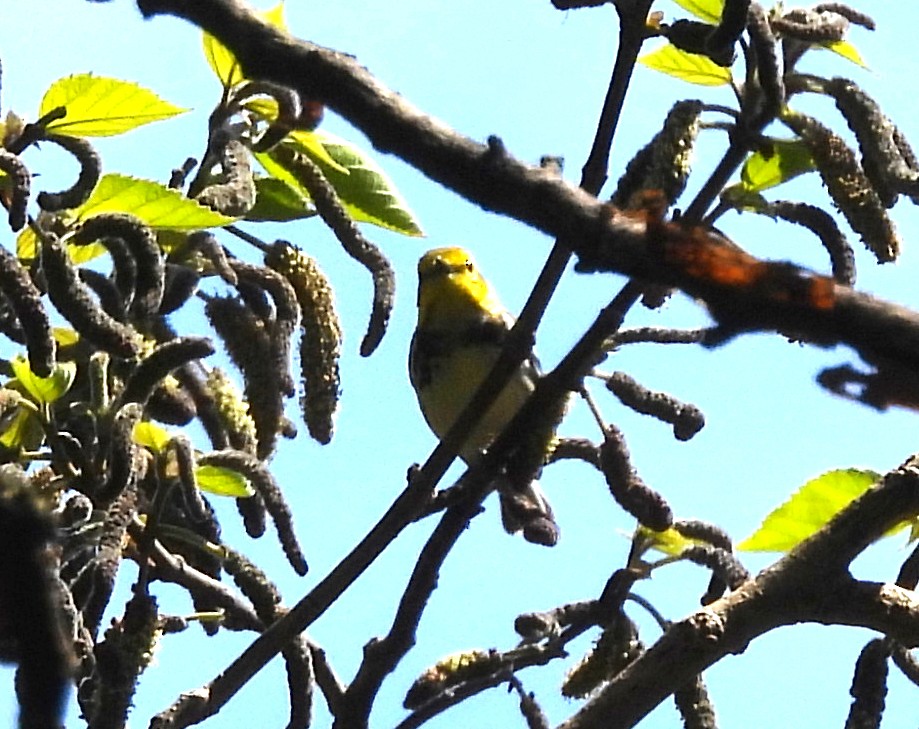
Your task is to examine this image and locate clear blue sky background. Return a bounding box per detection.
[1,1,918,727]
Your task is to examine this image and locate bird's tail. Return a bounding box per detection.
[496,476,559,547]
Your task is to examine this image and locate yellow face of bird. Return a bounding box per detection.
[416,247,499,327]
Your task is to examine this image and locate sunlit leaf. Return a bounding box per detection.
[740,139,816,192]
[739,469,882,552]
[240,103,344,169]
[202,28,243,90]
[155,230,193,258]
[671,0,724,23]
[820,39,868,69]
[248,177,316,222]
[0,408,42,451]
[315,132,424,235]
[288,130,348,174]
[259,131,425,236]
[133,421,172,453]
[9,356,76,405]
[632,524,704,558]
[639,44,732,86]
[19,227,106,264]
[16,226,38,261]
[39,74,187,137]
[73,173,236,230]
[202,2,287,89]
[51,328,80,347]
[195,464,254,497]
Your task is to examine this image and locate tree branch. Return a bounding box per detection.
[558,456,919,729]
[135,0,919,377]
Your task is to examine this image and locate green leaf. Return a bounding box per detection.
[0,408,42,451]
[16,226,38,261]
[740,139,816,192]
[287,130,348,174]
[248,177,316,222]
[195,464,254,498]
[738,469,882,552]
[9,355,75,405]
[74,173,236,230]
[39,74,187,137]
[240,101,343,170]
[67,241,109,265]
[259,132,425,236]
[133,421,172,453]
[671,0,724,23]
[202,3,287,89]
[17,225,107,264]
[638,44,733,86]
[820,39,868,69]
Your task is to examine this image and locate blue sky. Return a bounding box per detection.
[1,1,918,727]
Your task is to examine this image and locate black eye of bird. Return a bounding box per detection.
[465,260,474,272]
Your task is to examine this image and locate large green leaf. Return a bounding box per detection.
[286,130,348,174]
[9,355,75,405]
[202,3,286,89]
[74,173,236,229]
[639,44,733,86]
[39,74,187,137]
[739,469,882,552]
[740,139,816,193]
[260,132,425,236]
[248,177,316,222]
[671,0,724,23]
[195,464,254,498]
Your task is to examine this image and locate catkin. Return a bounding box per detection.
[610,100,703,209]
[404,650,502,710]
[205,367,258,455]
[265,240,341,445]
[782,110,900,263]
[35,133,101,211]
[41,233,141,359]
[0,149,30,231]
[72,213,164,320]
[267,147,394,356]
[230,260,299,398]
[120,336,215,407]
[0,245,55,375]
[563,613,642,699]
[198,449,308,575]
[204,295,284,459]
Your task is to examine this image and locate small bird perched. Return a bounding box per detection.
[409,247,559,546]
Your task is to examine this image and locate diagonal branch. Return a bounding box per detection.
[136,0,919,376]
[559,455,919,729]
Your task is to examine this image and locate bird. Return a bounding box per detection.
[408,246,559,546]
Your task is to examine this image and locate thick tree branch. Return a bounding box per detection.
[558,456,919,729]
[136,0,919,376]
